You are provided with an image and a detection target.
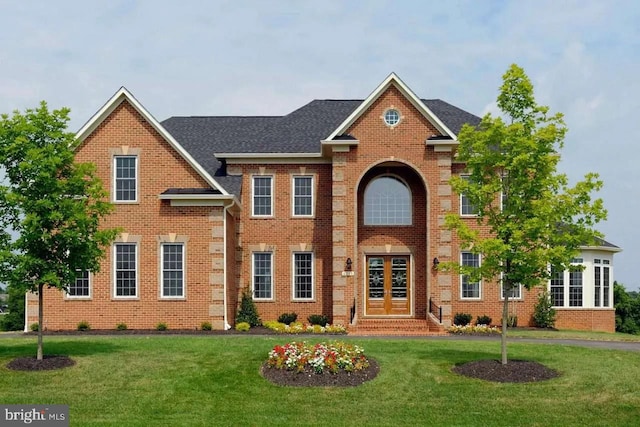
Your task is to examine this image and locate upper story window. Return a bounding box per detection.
[364,176,411,225]
[293,176,313,217]
[114,156,138,202]
[383,108,401,127]
[460,175,478,216]
[252,176,273,217]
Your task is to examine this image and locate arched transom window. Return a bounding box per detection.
[364,176,412,225]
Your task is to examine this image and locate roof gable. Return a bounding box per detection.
[76,87,230,196]
[326,73,457,141]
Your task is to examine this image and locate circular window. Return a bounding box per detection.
[383,109,400,126]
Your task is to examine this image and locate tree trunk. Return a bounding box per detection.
[37,283,43,361]
[501,289,509,365]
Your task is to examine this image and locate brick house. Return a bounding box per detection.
[26,73,621,333]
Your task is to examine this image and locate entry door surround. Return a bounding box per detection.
[365,254,412,316]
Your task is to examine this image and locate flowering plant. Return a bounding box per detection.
[263,321,347,334]
[267,341,369,374]
[447,324,500,334]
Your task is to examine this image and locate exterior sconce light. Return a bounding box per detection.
[345,258,353,271]
[433,257,440,268]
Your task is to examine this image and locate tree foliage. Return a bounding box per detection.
[443,64,607,364]
[0,102,118,358]
[614,282,640,335]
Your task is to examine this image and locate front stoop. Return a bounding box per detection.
[348,318,447,336]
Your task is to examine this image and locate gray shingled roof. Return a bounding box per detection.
[161,98,481,196]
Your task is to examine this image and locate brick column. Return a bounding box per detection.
[436,151,453,327]
[208,209,226,330]
[331,152,349,324]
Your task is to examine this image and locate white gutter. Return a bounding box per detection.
[23,292,29,332]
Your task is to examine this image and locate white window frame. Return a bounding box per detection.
[67,270,91,299]
[460,252,481,300]
[292,175,314,217]
[501,282,522,300]
[292,252,314,300]
[363,175,412,226]
[460,175,478,217]
[113,243,138,299]
[252,252,274,300]
[160,243,185,299]
[252,175,274,217]
[383,108,401,127]
[113,155,138,203]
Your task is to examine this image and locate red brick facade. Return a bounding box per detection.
[26,77,618,333]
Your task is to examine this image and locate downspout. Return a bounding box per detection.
[222,200,235,330]
[23,292,29,332]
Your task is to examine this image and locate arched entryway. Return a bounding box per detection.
[356,162,428,318]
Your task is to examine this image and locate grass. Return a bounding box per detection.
[507,328,640,342]
[1,335,639,426]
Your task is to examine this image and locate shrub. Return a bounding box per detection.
[30,322,39,332]
[236,289,261,327]
[156,322,168,331]
[448,324,500,334]
[453,312,472,326]
[77,320,91,331]
[116,322,128,331]
[235,322,250,332]
[476,315,492,325]
[277,312,298,325]
[507,314,518,327]
[533,291,557,328]
[307,314,330,326]
[200,321,212,331]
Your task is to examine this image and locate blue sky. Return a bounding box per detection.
[1,0,639,290]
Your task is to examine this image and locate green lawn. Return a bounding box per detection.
[1,335,639,426]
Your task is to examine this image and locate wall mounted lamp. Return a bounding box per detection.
[433,257,440,268]
[345,258,353,271]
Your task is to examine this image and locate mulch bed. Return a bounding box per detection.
[453,359,560,383]
[261,358,380,387]
[7,355,76,371]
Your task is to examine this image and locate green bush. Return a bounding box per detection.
[156,322,168,331]
[235,322,250,332]
[532,291,556,328]
[307,314,330,326]
[200,321,212,331]
[236,289,261,327]
[116,323,128,331]
[30,322,39,332]
[77,320,91,331]
[0,284,25,331]
[277,312,298,325]
[476,315,492,325]
[453,313,472,326]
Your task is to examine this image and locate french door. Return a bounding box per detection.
[365,255,411,315]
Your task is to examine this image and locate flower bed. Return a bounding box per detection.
[447,324,500,335]
[263,321,347,334]
[266,341,369,374]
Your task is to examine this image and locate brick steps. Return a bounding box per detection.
[348,318,447,336]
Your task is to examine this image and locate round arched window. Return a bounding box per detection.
[383,109,400,126]
[364,176,411,225]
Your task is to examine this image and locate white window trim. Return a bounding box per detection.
[251,175,274,218]
[459,175,478,217]
[292,251,314,301]
[66,270,92,299]
[382,108,402,128]
[160,242,186,299]
[252,252,274,301]
[460,252,481,300]
[363,174,413,226]
[113,243,139,299]
[113,155,138,203]
[500,282,522,300]
[291,175,314,218]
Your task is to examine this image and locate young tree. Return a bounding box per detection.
[0,102,118,360]
[444,64,607,364]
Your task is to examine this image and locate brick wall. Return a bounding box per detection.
[29,100,226,330]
